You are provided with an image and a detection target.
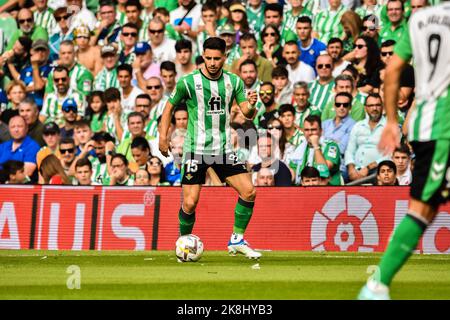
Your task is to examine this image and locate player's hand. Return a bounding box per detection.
[378,121,400,156]
[159,137,170,157]
[247,90,257,106]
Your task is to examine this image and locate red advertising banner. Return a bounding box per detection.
[0,186,449,254]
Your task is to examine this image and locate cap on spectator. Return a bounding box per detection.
[18,36,32,53]
[134,42,151,54]
[43,122,60,134]
[101,44,117,57]
[62,98,78,113]
[74,25,91,38]
[32,39,49,51]
[229,3,246,13]
[218,24,236,35]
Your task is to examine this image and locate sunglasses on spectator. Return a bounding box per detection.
[264,32,276,37]
[18,18,33,24]
[62,106,77,113]
[335,102,351,108]
[122,32,137,37]
[354,44,367,49]
[362,26,376,32]
[259,90,273,95]
[267,125,283,130]
[54,77,68,83]
[149,29,164,34]
[381,51,394,57]
[146,85,162,90]
[55,14,71,22]
[60,148,75,154]
[317,64,332,69]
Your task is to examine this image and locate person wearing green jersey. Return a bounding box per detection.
[7,8,48,51]
[159,37,262,260]
[312,0,346,45]
[292,81,321,128]
[262,3,298,46]
[33,0,57,37]
[308,54,335,113]
[94,44,120,91]
[379,0,408,44]
[359,1,450,300]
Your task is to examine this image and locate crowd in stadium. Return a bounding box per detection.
[0,0,424,187]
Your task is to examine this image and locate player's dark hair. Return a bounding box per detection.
[75,158,92,170]
[271,65,288,78]
[297,15,312,25]
[117,63,133,75]
[125,0,142,10]
[203,37,226,53]
[264,3,283,15]
[104,87,121,102]
[239,59,257,71]
[122,22,139,32]
[381,39,396,48]
[195,55,205,65]
[175,39,192,53]
[327,37,343,47]
[301,166,320,179]
[377,160,397,175]
[278,104,295,116]
[160,61,176,73]
[304,115,322,129]
[131,136,150,151]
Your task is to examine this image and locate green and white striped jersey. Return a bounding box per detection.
[116,10,127,26]
[41,89,86,126]
[395,2,450,142]
[169,69,247,155]
[303,0,320,16]
[94,67,120,91]
[295,104,321,128]
[288,128,306,148]
[89,157,108,185]
[34,8,57,36]
[225,45,241,68]
[149,96,168,121]
[121,120,158,141]
[308,79,335,113]
[313,5,346,44]
[282,7,313,33]
[105,111,130,144]
[45,62,93,96]
[138,20,150,42]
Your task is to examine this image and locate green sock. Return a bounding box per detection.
[179,208,195,236]
[233,198,254,234]
[378,214,427,286]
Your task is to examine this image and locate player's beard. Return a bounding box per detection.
[206,65,222,78]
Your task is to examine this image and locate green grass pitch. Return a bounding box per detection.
[0,250,449,300]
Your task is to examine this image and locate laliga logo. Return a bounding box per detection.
[311,191,379,252]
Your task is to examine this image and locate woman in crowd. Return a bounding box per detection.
[260,24,285,67]
[39,154,71,185]
[85,91,108,133]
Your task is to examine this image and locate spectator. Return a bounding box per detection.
[103,87,126,142]
[227,1,250,44]
[379,0,407,44]
[85,91,107,133]
[59,98,78,139]
[94,44,120,91]
[345,93,389,182]
[134,168,150,186]
[45,40,94,97]
[118,63,144,113]
[260,24,285,67]
[90,132,115,185]
[283,0,313,34]
[90,0,121,46]
[263,3,297,45]
[361,14,380,45]
[36,121,61,169]
[282,41,315,84]
[230,122,251,165]
[131,42,158,91]
[255,82,278,129]
[376,160,398,186]
[308,54,335,113]
[146,76,167,121]
[296,16,326,71]
[327,37,350,77]
[175,39,196,79]
[66,0,97,33]
[266,117,288,163]
[340,10,363,54]
[251,132,292,186]
[239,59,260,92]
[74,158,98,186]
[73,120,95,157]
[40,66,85,125]
[134,93,158,139]
[300,166,321,186]
[218,24,240,69]
[196,1,218,58]
[153,7,182,41]
[119,22,139,65]
[59,137,77,178]
[255,167,275,186]
[321,74,366,122]
[117,112,151,162]
[231,33,273,82]
[165,129,184,186]
[33,0,58,37]
[279,104,305,148]
[147,156,170,186]
[48,7,73,61]
[392,144,412,186]
[74,25,103,77]
[5,81,26,112]
[0,115,40,179]
[160,61,177,97]
[246,0,265,33]
[290,115,342,185]
[129,136,151,173]
[148,17,176,65]
[170,0,202,41]
[39,154,70,184]
[355,1,382,23]
[292,81,321,128]
[6,8,48,51]
[313,0,346,44]
[105,153,135,186]
[172,104,188,131]
[18,98,45,147]
[272,66,292,105]
[124,0,149,42]
[2,160,31,184]
[3,37,32,84]
[410,0,428,14]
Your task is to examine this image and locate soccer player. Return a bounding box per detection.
[159,37,261,259]
[359,2,450,299]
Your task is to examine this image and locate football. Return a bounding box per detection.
[175,234,204,262]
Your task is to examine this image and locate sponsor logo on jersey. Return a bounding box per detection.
[431,162,445,181]
[195,84,202,91]
[185,173,193,180]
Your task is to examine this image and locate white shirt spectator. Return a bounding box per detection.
[151,38,177,65]
[68,6,98,34]
[170,3,202,32]
[120,86,144,113]
[332,60,351,78]
[397,166,412,186]
[287,62,316,84]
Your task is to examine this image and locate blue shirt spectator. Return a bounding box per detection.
[20,63,52,109]
[165,162,181,185]
[299,38,327,71]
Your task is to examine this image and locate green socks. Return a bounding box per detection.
[233,198,255,234]
[179,208,195,236]
[378,214,427,286]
